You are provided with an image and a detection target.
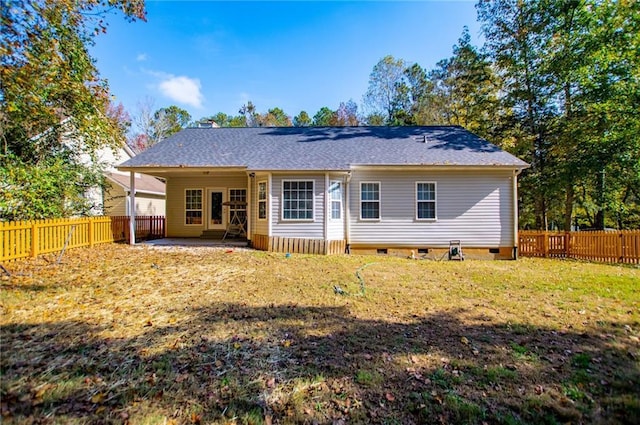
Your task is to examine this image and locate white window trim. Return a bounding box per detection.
[281,179,315,222]
[360,181,381,221]
[257,180,268,221]
[416,181,437,221]
[185,188,203,226]
[329,180,342,221]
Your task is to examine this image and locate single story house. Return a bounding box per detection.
[118,126,528,258]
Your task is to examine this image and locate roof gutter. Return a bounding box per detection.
[349,164,529,171]
[116,166,248,173]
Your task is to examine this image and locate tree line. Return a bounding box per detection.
[2,0,638,229]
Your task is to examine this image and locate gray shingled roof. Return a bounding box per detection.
[119,126,529,171]
[105,172,166,194]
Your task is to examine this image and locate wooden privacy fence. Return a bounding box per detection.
[1,216,165,262]
[519,230,640,264]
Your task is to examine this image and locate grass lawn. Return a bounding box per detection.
[1,244,639,424]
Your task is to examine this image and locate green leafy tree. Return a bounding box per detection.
[228,115,248,127]
[403,63,433,125]
[259,107,292,127]
[312,107,338,126]
[478,0,560,229]
[363,55,408,124]
[478,0,640,230]
[293,111,312,127]
[203,112,230,127]
[364,113,385,126]
[129,99,190,151]
[427,28,500,139]
[0,0,146,220]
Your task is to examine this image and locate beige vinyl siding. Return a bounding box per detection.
[348,169,514,248]
[166,173,247,237]
[132,194,165,216]
[104,183,127,216]
[103,182,165,216]
[271,174,325,239]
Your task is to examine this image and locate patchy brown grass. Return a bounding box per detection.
[1,244,639,424]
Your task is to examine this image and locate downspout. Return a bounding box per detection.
[247,172,253,243]
[513,168,523,259]
[344,171,352,253]
[324,173,329,242]
[129,171,136,245]
[267,173,272,237]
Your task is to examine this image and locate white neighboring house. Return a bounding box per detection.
[29,118,166,217]
[82,143,166,216]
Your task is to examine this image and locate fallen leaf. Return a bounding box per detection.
[91,393,105,403]
[385,392,395,402]
[461,336,470,345]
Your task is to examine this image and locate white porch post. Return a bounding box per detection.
[129,171,136,245]
[513,170,520,259]
[246,172,252,241]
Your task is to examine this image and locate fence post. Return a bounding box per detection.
[31,222,38,258]
[565,231,571,258]
[543,232,549,258]
[88,217,94,247]
[617,232,623,263]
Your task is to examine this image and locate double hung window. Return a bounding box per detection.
[185,189,203,224]
[360,182,380,220]
[416,182,436,220]
[282,180,314,220]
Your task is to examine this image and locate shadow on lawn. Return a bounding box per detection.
[2,304,639,424]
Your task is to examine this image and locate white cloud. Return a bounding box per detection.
[158,75,204,108]
[136,53,147,62]
[140,68,205,109]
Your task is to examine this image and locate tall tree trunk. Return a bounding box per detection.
[594,169,606,230]
[564,184,574,230]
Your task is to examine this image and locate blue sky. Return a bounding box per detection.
[91,1,482,122]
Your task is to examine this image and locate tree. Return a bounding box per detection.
[0,0,146,220]
[403,63,433,125]
[259,107,292,127]
[129,98,190,151]
[293,111,312,127]
[426,28,500,139]
[336,100,360,126]
[312,107,338,126]
[208,112,232,127]
[477,0,640,230]
[239,101,259,127]
[478,0,559,229]
[363,55,408,124]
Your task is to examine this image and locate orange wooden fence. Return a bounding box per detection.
[0,216,165,262]
[519,230,640,264]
